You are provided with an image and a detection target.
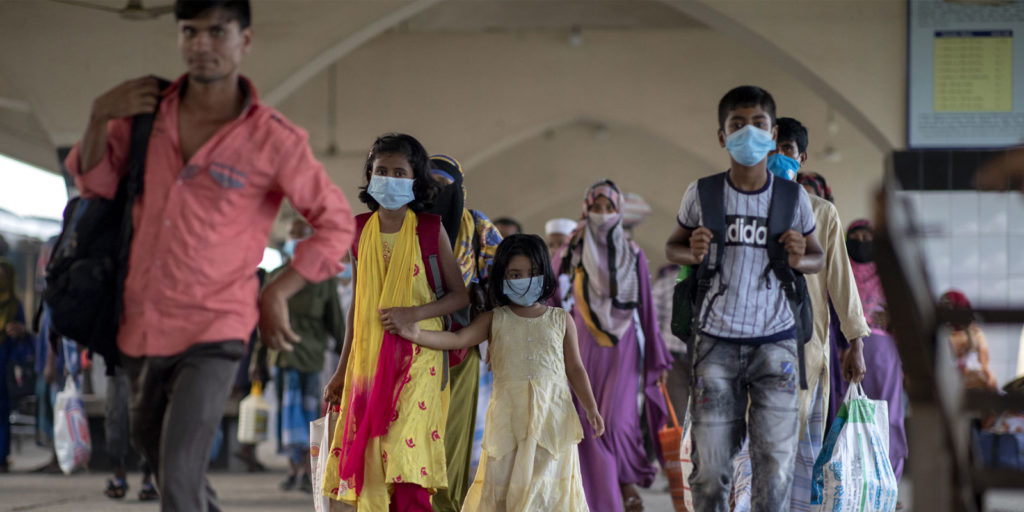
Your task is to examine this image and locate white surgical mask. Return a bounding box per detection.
[587,212,620,235]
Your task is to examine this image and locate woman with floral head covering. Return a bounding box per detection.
[424,153,503,512]
[563,179,672,512]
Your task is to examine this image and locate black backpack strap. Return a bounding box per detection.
[114,77,170,339]
[765,176,799,279]
[765,176,808,388]
[694,172,727,331]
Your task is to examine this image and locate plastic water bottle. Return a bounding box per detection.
[237,381,270,444]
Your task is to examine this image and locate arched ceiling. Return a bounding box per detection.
[0,0,906,255]
[276,25,883,261]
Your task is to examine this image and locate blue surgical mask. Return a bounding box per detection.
[766,153,800,181]
[503,276,544,306]
[368,175,416,210]
[282,238,298,258]
[337,265,352,280]
[725,125,776,167]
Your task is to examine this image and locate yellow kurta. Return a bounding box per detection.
[800,195,871,438]
[322,224,450,509]
[464,306,588,512]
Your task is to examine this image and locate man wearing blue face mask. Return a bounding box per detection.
[252,219,345,493]
[281,218,314,262]
[666,86,824,512]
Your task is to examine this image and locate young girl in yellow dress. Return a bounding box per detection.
[322,133,468,511]
[396,234,605,511]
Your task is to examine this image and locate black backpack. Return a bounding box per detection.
[43,79,168,372]
[671,172,814,389]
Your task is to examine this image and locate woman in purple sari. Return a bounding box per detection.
[829,219,908,483]
[563,180,672,512]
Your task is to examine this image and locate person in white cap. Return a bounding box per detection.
[545,218,578,312]
[545,217,578,259]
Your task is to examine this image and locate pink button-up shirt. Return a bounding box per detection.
[65,75,354,357]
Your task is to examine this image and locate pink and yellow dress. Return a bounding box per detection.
[322,210,449,509]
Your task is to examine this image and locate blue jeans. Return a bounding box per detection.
[688,335,800,512]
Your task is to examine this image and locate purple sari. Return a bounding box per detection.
[572,248,673,511]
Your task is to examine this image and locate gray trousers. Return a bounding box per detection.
[688,335,799,512]
[122,340,244,512]
[105,368,132,461]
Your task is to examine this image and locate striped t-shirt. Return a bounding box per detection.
[677,172,815,343]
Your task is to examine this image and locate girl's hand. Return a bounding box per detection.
[395,322,421,342]
[657,370,669,387]
[322,368,347,404]
[380,307,417,332]
[587,408,605,437]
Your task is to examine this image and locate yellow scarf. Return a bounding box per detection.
[350,209,418,373]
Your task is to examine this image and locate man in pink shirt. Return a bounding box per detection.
[64,1,354,509]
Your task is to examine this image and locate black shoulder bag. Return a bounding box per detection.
[44,78,169,372]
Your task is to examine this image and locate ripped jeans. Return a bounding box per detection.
[688,335,800,512]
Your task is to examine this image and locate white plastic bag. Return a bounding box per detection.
[811,384,897,512]
[54,376,91,474]
[311,407,339,512]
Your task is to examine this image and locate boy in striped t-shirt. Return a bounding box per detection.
[665,86,824,512]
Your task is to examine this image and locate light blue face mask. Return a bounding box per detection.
[503,276,544,307]
[282,238,298,258]
[766,153,800,181]
[337,265,352,280]
[725,125,777,167]
[368,175,416,210]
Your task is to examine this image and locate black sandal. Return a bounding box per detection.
[138,483,159,502]
[104,479,128,499]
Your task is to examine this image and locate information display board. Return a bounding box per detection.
[909,0,1024,148]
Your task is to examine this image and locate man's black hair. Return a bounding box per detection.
[359,133,438,213]
[175,0,251,29]
[489,234,557,307]
[493,218,522,234]
[777,117,809,155]
[717,85,776,130]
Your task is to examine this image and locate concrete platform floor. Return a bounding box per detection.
[3,442,1023,511]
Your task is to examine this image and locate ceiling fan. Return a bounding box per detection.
[51,0,175,21]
